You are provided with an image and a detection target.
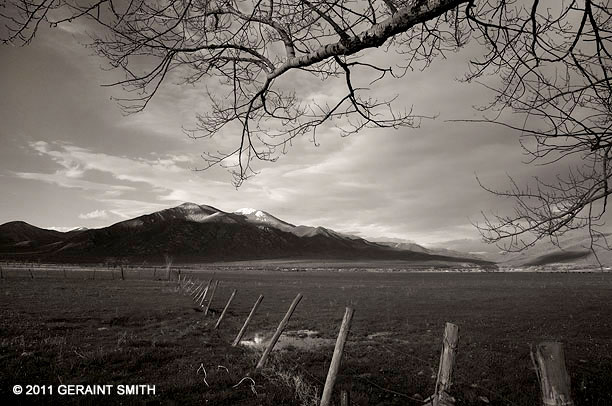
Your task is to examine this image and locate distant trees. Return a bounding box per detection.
[2,0,610,252]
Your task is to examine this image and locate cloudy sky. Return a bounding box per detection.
[0,18,587,251]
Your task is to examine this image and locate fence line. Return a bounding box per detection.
[0,263,197,281]
[3,263,581,406]
[186,281,575,406]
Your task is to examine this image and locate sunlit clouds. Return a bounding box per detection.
[0,22,581,249]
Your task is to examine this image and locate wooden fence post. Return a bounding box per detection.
[189,282,200,298]
[256,293,303,369]
[198,287,208,306]
[320,307,354,406]
[214,289,237,329]
[191,282,204,299]
[233,294,264,346]
[204,280,219,316]
[184,278,194,294]
[29,268,34,279]
[340,390,350,406]
[0,265,3,279]
[534,342,574,406]
[120,265,125,281]
[197,282,208,299]
[181,276,189,291]
[198,279,212,307]
[186,279,196,294]
[425,322,459,406]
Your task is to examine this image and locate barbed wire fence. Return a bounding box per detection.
[2,261,584,405]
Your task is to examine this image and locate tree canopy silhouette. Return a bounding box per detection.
[2,0,610,253]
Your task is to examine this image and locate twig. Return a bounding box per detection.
[232,377,257,395]
[197,363,210,387]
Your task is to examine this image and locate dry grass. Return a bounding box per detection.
[1,270,612,405]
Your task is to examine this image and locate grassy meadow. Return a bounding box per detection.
[1,267,611,405]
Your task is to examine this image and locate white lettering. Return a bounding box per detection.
[57,384,113,395]
[117,384,156,395]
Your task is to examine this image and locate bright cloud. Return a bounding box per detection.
[1,22,596,249]
[78,210,109,220]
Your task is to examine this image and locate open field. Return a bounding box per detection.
[1,268,612,405]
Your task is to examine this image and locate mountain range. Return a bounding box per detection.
[426,232,612,268]
[0,203,493,266]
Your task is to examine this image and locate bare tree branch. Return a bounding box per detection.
[1,0,611,253]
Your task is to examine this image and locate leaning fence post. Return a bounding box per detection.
[340,389,350,406]
[425,322,459,406]
[233,294,264,346]
[192,282,204,300]
[181,276,190,292]
[534,342,574,406]
[186,279,196,294]
[193,282,204,301]
[256,293,303,369]
[214,289,237,329]
[185,279,194,294]
[204,280,219,316]
[189,280,199,294]
[198,279,212,307]
[320,307,354,406]
[190,282,201,299]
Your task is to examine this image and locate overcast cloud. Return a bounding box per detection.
[0,20,594,251]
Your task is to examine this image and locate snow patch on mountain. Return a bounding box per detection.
[235,208,257,215]
[235,208,296,232]
[187,212,237,224]
[235,208,268,220]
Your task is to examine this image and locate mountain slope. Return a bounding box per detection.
[0,221,66,251]
[500,232,612,267]
[374,240,487,262]
[0,203,494,266]
[234,208,295,232]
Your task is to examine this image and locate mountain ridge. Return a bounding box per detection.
[0,203,494,267]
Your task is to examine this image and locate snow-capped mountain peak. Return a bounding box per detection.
[235,208,269,220]
[236,207,260,215]
[234,208,296,231]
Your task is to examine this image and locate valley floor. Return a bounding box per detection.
[1,268,611,405]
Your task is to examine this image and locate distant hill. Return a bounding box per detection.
[429,232,612,267]
[0,221,65,247]
[500,232,612,267]
[373,240,486,262]
[0,203,493,267]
